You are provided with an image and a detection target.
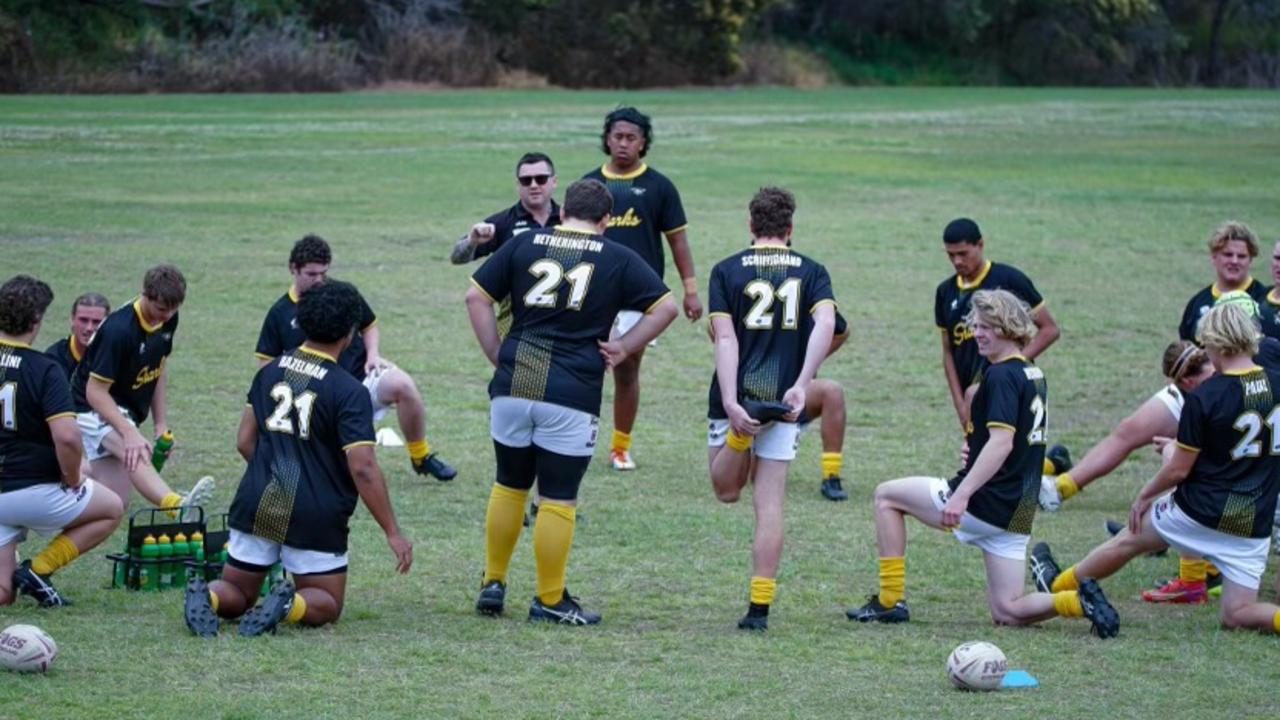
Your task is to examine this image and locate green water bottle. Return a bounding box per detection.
[172,532,190,587]
[157,533,174,589]
[138,535,158,591]
[115,537,133,588]
[190,531,205,582]
[151,431,174,472]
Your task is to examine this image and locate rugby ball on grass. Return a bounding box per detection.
[946,640,1006,691]
[0,624,58,673]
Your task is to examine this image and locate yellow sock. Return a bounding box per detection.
[407,438,431,464]
[1273,610,1280,634]
[286,593,307,624]
[483,484,529,584]
[611,430,631,453]
[1051,565,1080,593]
[534,503,576,606]
[1206,562,1220,578]
[160,492,182,509]
[726,430,753,452]
[208,590,219,612]
[1043,458,1056,476]
[1056,473,1080,500]
[31,535,79,576]
[878,556,906,608]
[1180,558,1207,584]
[749,576,777,606]
[821,452,842,479]
[1053,590,1084,617]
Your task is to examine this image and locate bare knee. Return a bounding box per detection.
[0,588,12,606]
[988,602,1024,626]
[1219,604,1250,630]
[714,486,741,504]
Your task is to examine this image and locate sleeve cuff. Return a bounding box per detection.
[469,277,498,304]
[1175,441,1201,454]
[986,421,1016,432]
[643,291,674,314]
[45,412,76,422]
[662,224,688,237]
[342,440,377,451]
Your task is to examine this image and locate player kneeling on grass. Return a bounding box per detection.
[0,276,124,608]
[1031,302,1280,636]
[69,265,214,517]
[849,289,1119,637]
[466,179,677,625]
[706,186,838,631]
[185,281,413,637]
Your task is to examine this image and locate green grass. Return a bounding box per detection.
[2,88,1280,718]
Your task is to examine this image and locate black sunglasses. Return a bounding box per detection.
[517,174,552,187]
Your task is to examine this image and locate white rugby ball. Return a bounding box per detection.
[946,640,1006,691]
[0,624,58,673]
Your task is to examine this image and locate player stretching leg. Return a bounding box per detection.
[0,276,124,608]
[1033,303,1280,636]
[185,281,412,637]
[849,290,1118,637]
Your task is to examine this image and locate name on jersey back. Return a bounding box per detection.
[533,234,604,253]
[278,355,329,380]
[742,254,802,268]
[0,354,20,370]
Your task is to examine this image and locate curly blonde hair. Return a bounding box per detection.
[1196,303,1259,357]
[965,289,1036,347]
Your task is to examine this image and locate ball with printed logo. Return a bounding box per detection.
[945,640,1006,691]
[0,624,58,673]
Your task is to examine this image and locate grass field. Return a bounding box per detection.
[3,88,1280,718]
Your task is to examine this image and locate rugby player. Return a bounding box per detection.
[1032,303,1280,635]
[70,265,214,514]
[466,178,677,625]
[185,280,413,637]
[256,235,456,481]
[1178,221,1267,343]
[45,292,110,379]
[849,290,1118,638]
[0,275,123,608]
[706,187,837,630]
[935,218,1059,433]
[583,107,701,471]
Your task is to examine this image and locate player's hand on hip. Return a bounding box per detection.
[470,222,496,245]
[364,356,391,375]
[387,532,413,574]
[781,386,805,422]
[683,292,703,322]
[725,402,761,437]
[1128,495,1153,535]
[940,492,968,529]
[123,427,152,472]
[598,339,628,369]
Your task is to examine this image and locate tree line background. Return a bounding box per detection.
[2,0,1278,92]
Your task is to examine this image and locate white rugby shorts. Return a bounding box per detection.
[707,418,803,462]
[1152,384,1184,423]
[490,396,598,458]
[612,310,644,338]
[927,477,1030,561]
[227,529,348,576]
[362,364,395,423]
[0,480,97,547]
[1150,494,1270,590]
[76,408,134,462]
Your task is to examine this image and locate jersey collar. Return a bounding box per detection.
[132,298,162,334]
[553,225,596,236]
[287,286,300,304]
[997,353,1029,364]
[68,335,84,361]
[517,199,559,225]
[298,345,338,363]
[1222,365,1262,376]
[1210,277,1254,298]
[1267,286,1280,306]
[601,163,647,181]
[956,260,993,291]
[0,338,31,349]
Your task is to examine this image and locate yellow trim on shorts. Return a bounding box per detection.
[1175,441,1201,453]
[342,440,376,451]
[643,291,673,314]
[469,277,498,304]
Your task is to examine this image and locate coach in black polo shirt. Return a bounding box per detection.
[452,152,560,266]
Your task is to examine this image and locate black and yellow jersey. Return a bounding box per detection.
[949,355,1047,534]
[1178,279,1268,343]
[44,337,82,380]
[706,246,837,418]
[71,298,176,424]
[0,340,76,492]
[582,163,687,278]
[228,347,375,553]
[935,261,1043,388]
[1174,366,1280,539]
[470,225,670,416]
[254,286,377,380]
[1259,286,1280,341]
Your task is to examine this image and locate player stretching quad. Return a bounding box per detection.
[849,290,1118,638]
[706,187,837,631]
[1,276,124,608]
[70,265,214,514]
[583,107,701,471]
[185,280,413,637]
[1178,221,1268,343]
[466,179,677,625]
[935,218,1059,434]
[1032,303,1280,636]
[256,235,456,481]
[45,292,110,380]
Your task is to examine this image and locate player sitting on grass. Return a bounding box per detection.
[849,289,1118,638]
[256,235,456,481]
[185,280,413,637]
[70,265,213,516]
[706,187,837,630]
[0,275,124,608]
[1033,302,1280,635]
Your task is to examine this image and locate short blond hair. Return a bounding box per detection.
[966,289,1036,347]
[1208,221,1258,257]
[1196,302,1259,357]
